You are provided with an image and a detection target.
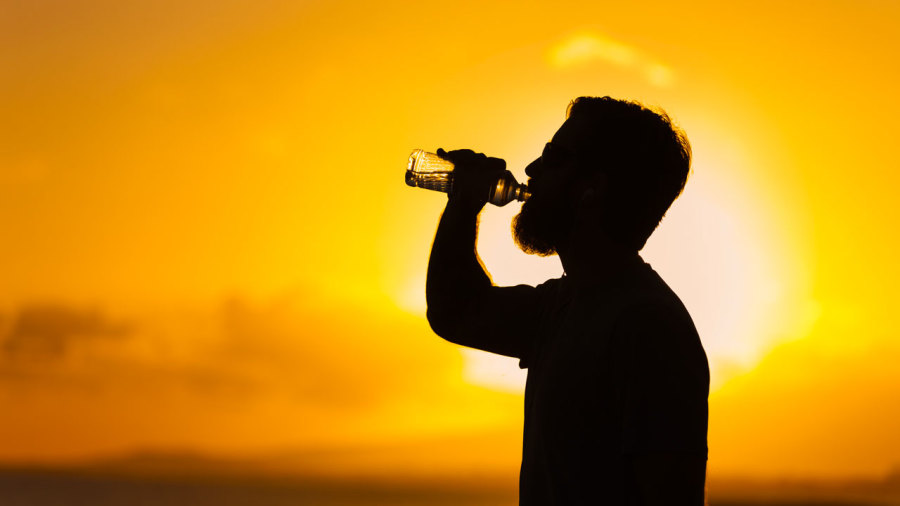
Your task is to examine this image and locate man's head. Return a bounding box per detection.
[513,96,691,255]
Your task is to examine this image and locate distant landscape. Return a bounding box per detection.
[1,453,899,506]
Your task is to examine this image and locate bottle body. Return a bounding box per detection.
[405,149,530,206]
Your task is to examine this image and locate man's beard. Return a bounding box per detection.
[513,196,569,256]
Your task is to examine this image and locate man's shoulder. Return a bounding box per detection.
[612,265,705,353]
[574,263,690,322]
[527,276,570,302]
[628,264,694,321]
[536,275,570,290]
[485,276,568,322]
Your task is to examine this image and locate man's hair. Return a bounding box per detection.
[566,96,691,251]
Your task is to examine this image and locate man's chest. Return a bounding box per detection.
[524,296,629,427]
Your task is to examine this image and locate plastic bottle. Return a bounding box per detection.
[404,149,530,206]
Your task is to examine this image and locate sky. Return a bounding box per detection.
[2,0,900,482]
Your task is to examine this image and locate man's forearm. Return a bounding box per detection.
[425,199,492,338]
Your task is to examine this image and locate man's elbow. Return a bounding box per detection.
[426,305,460,343]
[426,287,487,347]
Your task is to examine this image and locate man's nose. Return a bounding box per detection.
[525,158,541,178]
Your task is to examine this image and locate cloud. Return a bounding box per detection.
[1,304,132,361]
[0,293,459,411]
[548,32,674,87]
[0,294,504,462]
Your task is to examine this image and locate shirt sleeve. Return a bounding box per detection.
[617,301,709,455]
[449,279,558,363]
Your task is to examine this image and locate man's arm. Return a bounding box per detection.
[425,149,538,357]
[426,149,502,343]
[426,195,490,339]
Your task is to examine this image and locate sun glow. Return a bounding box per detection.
[3,0,900,484]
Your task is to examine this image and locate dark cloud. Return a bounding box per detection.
[1,304,132,360]
[0,295,460,415]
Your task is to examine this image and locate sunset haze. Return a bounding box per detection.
[2,0,900,500]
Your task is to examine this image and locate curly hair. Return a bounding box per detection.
[566,96,691,250]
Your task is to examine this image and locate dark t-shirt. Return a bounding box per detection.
[459,259,708,504]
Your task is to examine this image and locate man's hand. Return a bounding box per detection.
[437,148,507,214]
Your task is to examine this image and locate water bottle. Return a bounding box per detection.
[404,149,530,206]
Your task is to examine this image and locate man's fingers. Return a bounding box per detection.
[486,156,506,171]
[437,148,504,174]
[438,148,482,164]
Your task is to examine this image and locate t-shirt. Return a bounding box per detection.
[462,259,709,504]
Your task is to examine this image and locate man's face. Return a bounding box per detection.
[513,117,585,256]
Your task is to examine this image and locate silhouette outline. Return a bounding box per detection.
[426,97,709,505]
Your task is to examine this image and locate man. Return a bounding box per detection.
[425,96,709,505]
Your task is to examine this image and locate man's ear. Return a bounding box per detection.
[580,172,608,203]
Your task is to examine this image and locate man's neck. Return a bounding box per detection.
[557,233,642,286]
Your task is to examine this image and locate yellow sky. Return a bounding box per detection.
[2,0,900,480]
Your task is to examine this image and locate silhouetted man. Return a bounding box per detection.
[426,97,709,505]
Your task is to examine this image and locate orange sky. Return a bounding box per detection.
[2,0,900,481]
